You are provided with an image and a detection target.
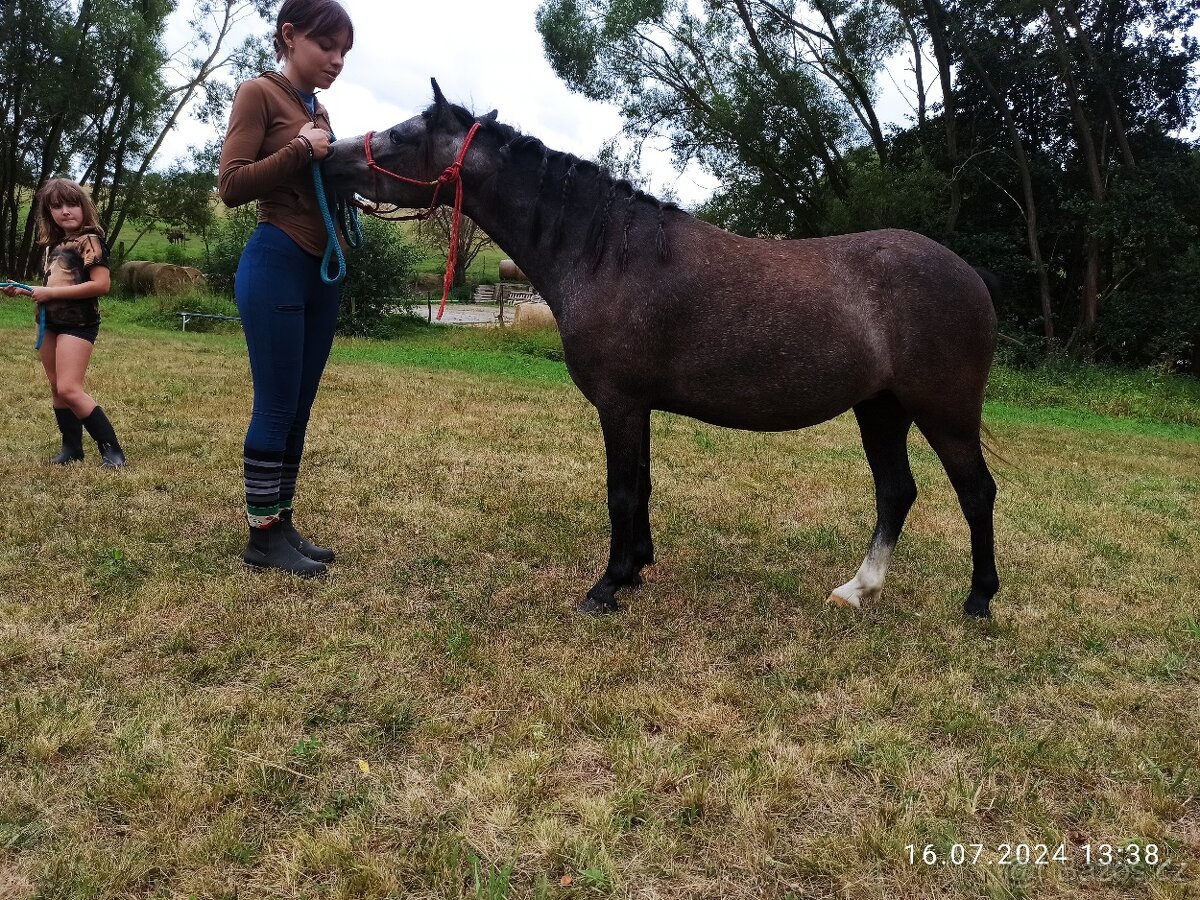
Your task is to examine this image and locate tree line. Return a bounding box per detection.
[0,0,488,303]
[537,0,1199,370]
[5,1,1195,369]
[0,0,275,276]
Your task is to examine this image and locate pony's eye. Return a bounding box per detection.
[389,128,403,145]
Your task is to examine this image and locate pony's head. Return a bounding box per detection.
[323,78,498,208]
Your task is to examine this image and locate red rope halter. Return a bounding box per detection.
[362,122,482,320]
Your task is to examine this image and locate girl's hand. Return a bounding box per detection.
[298,122,331,160]
[28,286,51,303]
[2,284,34,298]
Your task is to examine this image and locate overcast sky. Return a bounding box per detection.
[160,0,928,208]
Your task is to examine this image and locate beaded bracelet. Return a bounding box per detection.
[297,134,314,160]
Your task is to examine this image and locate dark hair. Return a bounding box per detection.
[34,177,102,246]
[273,0,354,62]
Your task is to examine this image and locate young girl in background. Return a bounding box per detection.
[2,178,126,467]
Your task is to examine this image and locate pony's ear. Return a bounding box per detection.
[481,109,498,123]
[431,78,449,116]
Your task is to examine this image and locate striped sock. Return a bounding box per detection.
[244,446,284,528]
[279,452,302,511]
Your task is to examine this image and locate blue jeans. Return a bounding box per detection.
[235,223,340,463]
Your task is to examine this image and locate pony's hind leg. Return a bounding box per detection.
[917,424,999,617]
[830,394,917,609]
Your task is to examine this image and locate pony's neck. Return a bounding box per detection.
[459,177,547,284]
[456,141,670,307]
[458,168,576,301]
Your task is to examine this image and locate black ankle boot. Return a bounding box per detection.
[279,508,336,563]
[243,521,328,577]
[51,407,84,464]
[80,406,126,468]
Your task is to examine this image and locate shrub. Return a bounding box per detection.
[1094,245,1199,374]
[202,208,424,338]
[204,206,259,295]
[163,243,191,266]
[337,215,424,337]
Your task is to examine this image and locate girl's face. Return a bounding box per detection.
[49,201,83,234]
[282,26,350,92]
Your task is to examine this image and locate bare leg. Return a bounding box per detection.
[50,334,97,419]
[38,330,60,403]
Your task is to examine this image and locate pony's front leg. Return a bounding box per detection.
[580,404,649,614]
[633,409,654,567]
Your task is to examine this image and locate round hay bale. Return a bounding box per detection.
[512,301,557,331]
[152,263,190,295]
[119,260,153,293]
[499,259,528,282]
[181,266,207,288]
[132,261,161,295]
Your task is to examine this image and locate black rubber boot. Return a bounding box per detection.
[243,522,328,577]
[80,406,126,469]
[279,508,336,563]
[50,407,85,464]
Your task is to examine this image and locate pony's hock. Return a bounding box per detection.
[323,79,1001,619]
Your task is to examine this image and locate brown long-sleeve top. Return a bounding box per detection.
[218,71,341,258]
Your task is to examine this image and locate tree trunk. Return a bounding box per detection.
[958,38,1056,343]
[923,0,960,232]
[1046,4,1106,352]
[108,0,243,245]
[20,0,95,276]
[1062,0,1134,167]
[901,12,927,129]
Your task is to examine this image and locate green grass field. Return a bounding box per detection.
[0,296,1197,899]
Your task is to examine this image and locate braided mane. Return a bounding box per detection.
[424,101,677,268]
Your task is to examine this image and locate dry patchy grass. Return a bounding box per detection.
[0,323,1197,899]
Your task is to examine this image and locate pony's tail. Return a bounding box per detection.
[974,266,1001,307]
[974,266,1018,473]
[980,421,1017,472]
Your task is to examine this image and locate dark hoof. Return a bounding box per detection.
[577,595,620,615]
[963,596,992,618]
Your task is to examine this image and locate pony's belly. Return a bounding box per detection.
[657,396,852,432]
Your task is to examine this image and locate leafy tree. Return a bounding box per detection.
[103,0,277,246]
[537,0,904,235]
[942,0,1198,354]
[0,0,276,278]
[414,210,495,288]
[540,0,1200,368]
[123,163,216,259]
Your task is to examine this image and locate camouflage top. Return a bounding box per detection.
[41,226,108,327]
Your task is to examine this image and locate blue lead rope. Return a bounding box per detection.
[311,161,362,284]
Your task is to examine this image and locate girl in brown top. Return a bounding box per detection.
[218,0,353,577]
[1,178,126,467]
